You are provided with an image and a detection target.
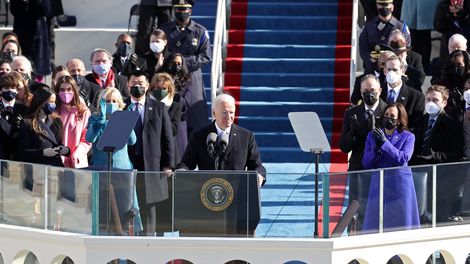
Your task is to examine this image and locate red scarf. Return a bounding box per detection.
[93,69,115,89]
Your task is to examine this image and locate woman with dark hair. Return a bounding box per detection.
[0,40,21,63]
[144,29,169,79]
[9,71,31,107]
[362,102,420,232]
[437,50,470,121]
[54,75,91,168]
[0,59,11,77]
[18,84,69,167]
[160,53,192,156]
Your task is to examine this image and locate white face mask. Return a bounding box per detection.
[386,71,401,85]
[150,42,165,53]
[464,90,470,104]
[425,101,441,116]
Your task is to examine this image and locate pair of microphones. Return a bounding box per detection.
[206,132,228,153]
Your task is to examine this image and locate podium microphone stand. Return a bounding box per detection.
[289,112,331,238]
[97,110,139,234]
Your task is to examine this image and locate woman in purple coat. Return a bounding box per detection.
[362,102,420,232]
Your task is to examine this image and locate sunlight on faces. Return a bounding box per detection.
[150,34,167,46]
[384,59,404,77]
[173,55,183,66]
[384,106,398,120]
[59,83,73,92]
[92,51,110,65]
[453,55,465,67]
[213,100,235,130]
[66,59,86,76]
[0,62,11,74]
[11,59,30,74]
[360,77,382,94]
[3,42,18,55]
[426,90,447,109]
[48,93,56,104]
[54,71,70,84]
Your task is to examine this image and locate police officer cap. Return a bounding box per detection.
[369,44,393,59]
[173,0,195,7]
[376,0,393,4]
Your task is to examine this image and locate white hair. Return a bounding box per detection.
[11,55,32,73]
[448,34,467,53]
[212,93,236,111]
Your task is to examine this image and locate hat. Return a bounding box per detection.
[376,0,393,4]
[369,44,393,59]
[389,39,410,53]
[172,0,194,7]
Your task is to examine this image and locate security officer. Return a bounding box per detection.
[359,0,410,73]
[160,0,212,137]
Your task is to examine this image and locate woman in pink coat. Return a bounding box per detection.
[54,75,91,168]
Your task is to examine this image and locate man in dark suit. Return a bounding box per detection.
[340,74,387,231]
[380,55,425,130]
[66,58,100,111]
[410,85,464,223]
[177,93,266,187]
[112,33,147,77]
[85,48,130,101]
[125,70,174,236]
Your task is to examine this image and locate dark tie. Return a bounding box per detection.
[133,102,143,155]
[366,109,374,129]
[387,89,396,103]
[421,118,435,155]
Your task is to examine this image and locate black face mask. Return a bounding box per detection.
[175,12,190,23]
[1,51,15,63]
[377,7,392,17]
[362,91,378,106]
[130,85,146,98]
[2,90,17,102]
[168,64,182,75]
[454,65,466,78]
[71,74,85,86]
[382,116,398,130]
[116,42,132,57]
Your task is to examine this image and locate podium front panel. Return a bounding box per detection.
[172,171,260,237]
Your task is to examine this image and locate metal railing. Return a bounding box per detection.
[210,0,231,102]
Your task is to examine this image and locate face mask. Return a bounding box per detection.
[1,90,17,102]
[43,103,56,115]
[175,12,190,23]
[464,90,470,104]
[362,91,378,106]
[425,101,441,116]
[71,74,84,86]
[59,91,74,104]
[454,65,466,78]
[92,63,111,76]
[377,7,392,17]
[386,71,401,85]
[382,116,398,130]
[152,89,169,101]
[150,42,165,54]
[169,64,182,75]
[130,85,146,98]
[21,72,30,81]
[105,102,118,116]
[116,42,132,57]
[1,51,15,62]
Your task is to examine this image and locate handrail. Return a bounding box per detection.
[210,0,230,103]
[350,0,359,96]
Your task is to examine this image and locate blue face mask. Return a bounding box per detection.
[92,63,111,76]
[105,102,119,116]
[43,103,56,115]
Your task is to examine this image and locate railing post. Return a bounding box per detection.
[379,169,384,233]
[432,165,437,228]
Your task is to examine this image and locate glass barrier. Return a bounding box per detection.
[327,161,470,238]
[0,160,47,229]
[2,158,470,239]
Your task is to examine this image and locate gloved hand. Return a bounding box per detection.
[349,114,359,136]
[57,145,70,156]
[12,114,22,129]
[99,98,106,120]
[79,88,88,101]
[130,53,138,66]
[417,150,434,161]
[372,128,387,146]
[43,148,58,157]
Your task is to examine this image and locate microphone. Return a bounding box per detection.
[206,132,218,147]
[217,132,229,152]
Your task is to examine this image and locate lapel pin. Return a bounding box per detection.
[400,96,405,101]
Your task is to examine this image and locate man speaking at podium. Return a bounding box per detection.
[177,94,266,187]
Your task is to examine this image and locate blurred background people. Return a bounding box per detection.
[0,40,21,63]
[66,58,100,111]
[144,29,168,79]
[112,33,147,77]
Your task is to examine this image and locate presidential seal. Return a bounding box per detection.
[200,178,234,212]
